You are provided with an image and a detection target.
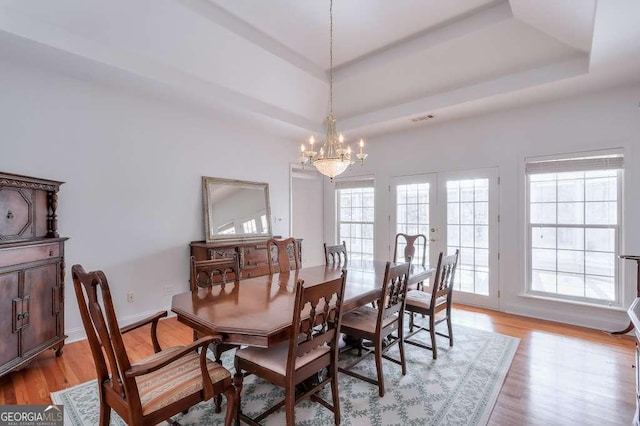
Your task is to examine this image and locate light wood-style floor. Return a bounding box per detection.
[0,305,635,425]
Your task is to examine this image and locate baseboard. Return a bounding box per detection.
[65,310,177,344]
[499,302,629,333]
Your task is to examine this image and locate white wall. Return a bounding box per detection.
[326,84,640,331]
[291,169,325,267]
[0,59,294,341]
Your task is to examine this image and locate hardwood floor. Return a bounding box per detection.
[0,305,635,425]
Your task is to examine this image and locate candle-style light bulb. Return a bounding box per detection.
[359,138,364,154]
[309,135,315,146]
[338,133,344,143]
[300,144,305,153]
[347,146,352,154]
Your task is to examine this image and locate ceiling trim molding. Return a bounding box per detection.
[332,0,513,82]
[0,10,320,132]
[174,0,328,82]
[340,54,589,132]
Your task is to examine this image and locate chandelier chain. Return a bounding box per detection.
[297,0,366,180]
[329,0,333,116]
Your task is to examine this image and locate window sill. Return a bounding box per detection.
[519,292,627,312]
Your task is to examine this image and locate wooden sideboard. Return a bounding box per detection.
[0,172,68,377]
[190,238,302,281]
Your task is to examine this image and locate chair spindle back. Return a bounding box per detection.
[378,262,411,330]
[287,271,347,375]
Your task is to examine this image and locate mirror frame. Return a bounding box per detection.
[202,176,272,243]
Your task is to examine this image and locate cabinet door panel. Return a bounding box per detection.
[22,263,58,355]
[0,271,20,366]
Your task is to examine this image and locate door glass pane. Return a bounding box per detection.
[446,178,490,295]
[395,182,430,266]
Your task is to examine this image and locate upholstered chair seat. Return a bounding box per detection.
[235,342,330,376]
[136,348,231,415]
[340,306,398,335]
[405,290,447,311]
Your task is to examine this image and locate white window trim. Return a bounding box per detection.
[524,150,624,308]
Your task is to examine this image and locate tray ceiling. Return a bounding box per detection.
[1,0,638,138]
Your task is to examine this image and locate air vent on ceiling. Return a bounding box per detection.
[411,114,435,122]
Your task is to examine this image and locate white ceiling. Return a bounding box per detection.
[208,0,498,69]
[0,0,639,140]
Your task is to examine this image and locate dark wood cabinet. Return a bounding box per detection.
[0,172,68,377]
[190,238,302,281]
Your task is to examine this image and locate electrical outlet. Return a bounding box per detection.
[162,285,174,296]
[127,292,135,303]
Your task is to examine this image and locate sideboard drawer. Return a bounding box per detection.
[241,265,270,279]
[0,243,61,268]
[208,248,237,260]
[244,245,269,268]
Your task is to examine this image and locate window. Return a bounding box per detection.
[217,222,235,235]
[336,178,375,260]
[242,219,257,233]
[526,153,623,305]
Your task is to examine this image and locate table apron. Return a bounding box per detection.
[175,313,289,348]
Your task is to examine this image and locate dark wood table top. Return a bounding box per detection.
[171,260,433,348]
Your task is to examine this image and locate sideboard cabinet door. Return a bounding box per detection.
[0,271,20,367]
[22,262,60,357]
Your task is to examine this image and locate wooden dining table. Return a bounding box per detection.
[171,259,433,348]
[172,259,432,424]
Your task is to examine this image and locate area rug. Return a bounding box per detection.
[51,323,518,426]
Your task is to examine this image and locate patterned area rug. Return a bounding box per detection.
[51,323,518,426]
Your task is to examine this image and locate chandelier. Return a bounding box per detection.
[298,0,367,181]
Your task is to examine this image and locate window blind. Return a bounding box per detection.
[334,176,374,190]
[526,155,623,174]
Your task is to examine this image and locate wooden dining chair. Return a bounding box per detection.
[404,250,459,359]
[267,237,301,274]
[393,233,428,289]
[324,241,348,265]
[190,254,241,411]
[234,272,348,425]
[338,262,411,397]
[71,264,236,426]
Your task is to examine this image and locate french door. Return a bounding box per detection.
[390,168,499,309]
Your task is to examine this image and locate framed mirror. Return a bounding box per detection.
[202,177,272,242]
